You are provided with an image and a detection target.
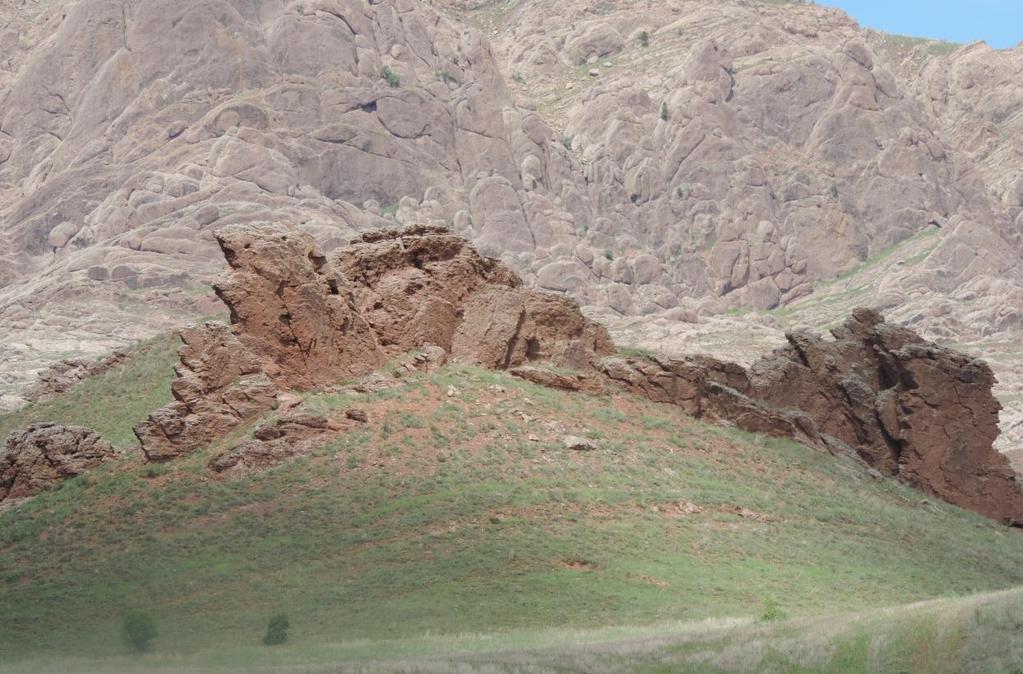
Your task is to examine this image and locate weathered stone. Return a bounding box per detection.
[208,411,337,474]
[213,224,385,389]
[0,423,117,501]
[599,308,1023,525]
[134,323,278,461]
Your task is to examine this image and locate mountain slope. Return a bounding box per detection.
[2,346,1023,664]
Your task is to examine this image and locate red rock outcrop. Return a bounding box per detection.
[334,226,616,369]
[128,221,1021,524]
[134,323,278,462]
[213,224,385,389]
[208,412,340,475]
[746,308,1023,524]
[1,423,118,501]
[134,224,615,461]
[599,308,1023,525]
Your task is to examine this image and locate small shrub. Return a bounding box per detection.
[562,135,573,151]
[263,613,289,646]
[603,249,614,261]
[121,612,158,652]
[639,31,650,47]
[660,101,669,121]
[759,596,787,623]
[435,69,459,85]
[830,184,839,199]
[676,186,686,199]
[381,65,400,88]
[143,464,168,479]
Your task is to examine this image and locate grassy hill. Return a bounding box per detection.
[1,337,1023,672]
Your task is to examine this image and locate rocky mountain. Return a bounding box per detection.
[1,0,1021,464]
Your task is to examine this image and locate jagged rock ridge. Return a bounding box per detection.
[603,308,1023,524]
[128,226,1022,523]
[133,223,615,462]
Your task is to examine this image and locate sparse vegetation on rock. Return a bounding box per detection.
[381,65,400,88]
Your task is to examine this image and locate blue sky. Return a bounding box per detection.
[823,0,1023,49]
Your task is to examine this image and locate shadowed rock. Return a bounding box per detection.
[747,308,1022,524]
[600,308,1023,525]
[1,423,118,501]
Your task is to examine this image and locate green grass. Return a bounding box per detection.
[0,333,180,448]
[2,355,1023,671]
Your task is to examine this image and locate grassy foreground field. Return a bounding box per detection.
[1,338,1023,672]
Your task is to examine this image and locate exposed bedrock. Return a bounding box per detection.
[0,423,118,501]
[133,224,615,461]
[133,322,278,462]
[600,308,1023,524]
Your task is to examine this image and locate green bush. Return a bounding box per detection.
[381,66,400,88]
[263,614,290,646]
[121,612,158,652]
[603,249,614,261]
[435,69,459,85]
[759,596,787,623]
[660,101,669,121]
[562,135,573,151]
[639,31,650,47]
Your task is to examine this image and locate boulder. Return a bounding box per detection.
[1,423,118,501]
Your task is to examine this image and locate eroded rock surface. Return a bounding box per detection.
[335,226,616,369]
[0,423,117,501]
[134,323,278,462]
[208,412,338,474]
[136,224,614,461]
[600,308,1023,524]
[214,224,384,389]
[748,308,1022,524]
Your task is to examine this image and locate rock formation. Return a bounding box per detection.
[134,323,278,462]
[748,309,1021,524]
[0,423,118,501]
[10,218,1021,524]
[213,224,385,389]
[335,225,616,369]
[134,224,615,460]
[600,308,1023,525]
[208,412,339,474]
